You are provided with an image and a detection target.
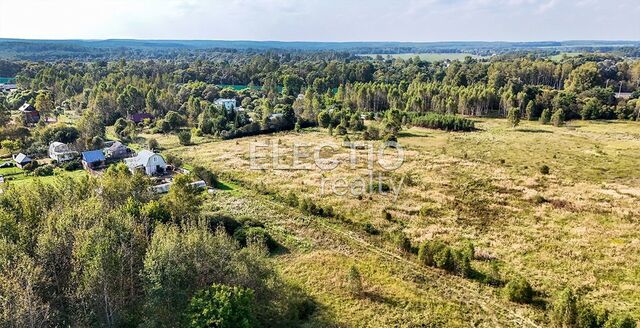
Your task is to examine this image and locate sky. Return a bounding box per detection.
[0,0,638,42]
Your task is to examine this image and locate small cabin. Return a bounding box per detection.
[12,153,32,169]
[81,150,106,170]
[18,103,40,124]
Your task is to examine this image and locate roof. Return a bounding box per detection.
[129,113,154,123]
[13,153,31,164]
[215,98,236,103]
[108,141,127,151]
[124,150,159,168]
[81,150,105,163]
[19,103,36,112]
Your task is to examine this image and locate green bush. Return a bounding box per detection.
[387,230,412,253]
[178,130,192,146]
[604,315,637,328]
[33,164,54,176]
[186,283,256,328]
[552,109,566,127]
[62,159,82,171]
[540,108,552,124]
[411,113,475,132]
[503,276,534,304]
[233,226,277,253]
[362,223,379,235]
[192,165,218,187]
[540,164,550,175]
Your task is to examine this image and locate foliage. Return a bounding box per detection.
[178,130,192,146]
[411,113,475,131]
[503,276,534,304]
[186,284,256,328]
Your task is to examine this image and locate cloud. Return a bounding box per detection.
[0,0,638,41]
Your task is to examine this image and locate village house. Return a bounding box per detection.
[104,141,133,160]
[0,83,17,92]
[81,150,106,171]
[124,150,167,176]
[48,142,78,163]
[128,112,155,124]
[12,153,32,169]
[18,103,40,124]
[214,98,237,111]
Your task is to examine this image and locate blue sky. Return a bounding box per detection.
[0,0,638,41]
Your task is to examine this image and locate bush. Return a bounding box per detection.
[604,315,637,328]
[503,276,534,304]
[540,108,552,124]
[507,107,521,128]
[33,164,54,176]
[362,223,379,235]
[539,164,550,175]
[148,138,159,150]
[62,160,82,171]
[552,109,566,127]
[206,214,242,235]
[186,283,256,328]
[165,153,183,168]
[192,165,218,187]
[387,230,412,253]
[177,130,192,146]
[233,226,277,253]
[347,265,364,297]
[22,161,39,171]
[411,113,475,131]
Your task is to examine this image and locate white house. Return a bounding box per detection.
[124,150,167,176]
[0,84,17,92]
[214,98,237,111]
[48,142,78,163]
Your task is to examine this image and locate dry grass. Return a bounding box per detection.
[153,118,640,322]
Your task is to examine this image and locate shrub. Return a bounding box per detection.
[186,283,255,328]
[165,153,183,168]
[362,125,380,140]
[540,108,552,124]
[411,113,475,131]
[433,246,455,271]
[387,230,412,253]
[362,223,379,235]
[206,214,242,235]
[192,165,218,187]
[22,161,39,171]
[347,265,364,297]
[33,164,54,176]
[552,109,566,127]
[233,226,277,253]
[507,107,521,128]
[177,130,192,146]
[148,138,159,150]
[540,164,550,175]
[503,276,534,304]
[604,315,637,328]
[62,160,82,171]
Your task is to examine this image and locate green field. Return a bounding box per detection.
[0,165,87,186]
[137,118,640,326]
[359,53,487,61]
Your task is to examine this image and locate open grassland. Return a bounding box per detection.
[207,184,542,327]
[151,118,640,324]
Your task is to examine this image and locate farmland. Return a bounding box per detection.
[142,118,640,325]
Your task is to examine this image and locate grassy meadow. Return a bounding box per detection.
[146,118,640,326]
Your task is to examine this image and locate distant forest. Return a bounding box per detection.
[0,39,639,61]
